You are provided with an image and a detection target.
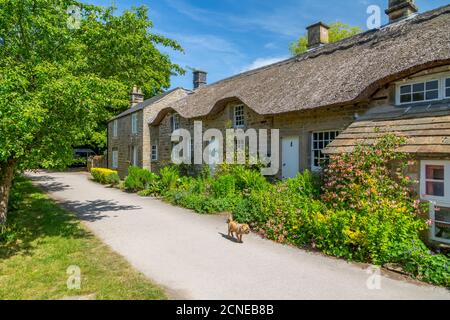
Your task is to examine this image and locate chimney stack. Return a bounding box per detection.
[385,0,418,23]
[306,22,330,50]
[193,70,207,90]
[130,85,144,107]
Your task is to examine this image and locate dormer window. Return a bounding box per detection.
[399,80,438,104]
[171,113,180,132]
[233,105,245,128]
[396,72,450,105]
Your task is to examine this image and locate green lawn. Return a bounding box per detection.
[0,177,166,300]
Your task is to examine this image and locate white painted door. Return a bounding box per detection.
[282,136,299,179]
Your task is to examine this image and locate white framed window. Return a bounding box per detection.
[131,113,138,134]
[396,72,450,105]
[420,160,450,205]
[399,80,439,104]
[421,161,450,244]
[233,105,245,128]
[151,144,158,161]
[112,120,118,138]
[311,131,339,171]
[428,204,450,244]
[171,113,180,132]
[112,150,118,169]
[445,77,450,98]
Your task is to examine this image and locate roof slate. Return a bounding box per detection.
[324,101,450,154]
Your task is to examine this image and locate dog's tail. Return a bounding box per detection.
[226,212,233,223]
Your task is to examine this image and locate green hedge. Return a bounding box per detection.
[91,168,120,186]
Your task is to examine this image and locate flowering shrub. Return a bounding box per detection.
[319,134,448,286]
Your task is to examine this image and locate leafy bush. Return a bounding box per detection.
[124,166,158,192]
[159,166,180,192]
[91,168,120,185]
[105,172,120,186]
[318,134,449,286]
[211,174,236,198]
[168,191,238,214]
[219,165,269,192]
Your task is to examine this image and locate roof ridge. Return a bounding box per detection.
[110,87,189,121]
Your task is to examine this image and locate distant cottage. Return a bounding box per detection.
[107,1,450,245]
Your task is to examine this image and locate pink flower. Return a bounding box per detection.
[426,219,433,226]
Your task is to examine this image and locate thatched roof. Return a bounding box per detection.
[324,101,450,154]
[149,4,450,125]
[111,87,190,121]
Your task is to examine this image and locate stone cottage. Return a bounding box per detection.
[108,1,450,244]
[107,86,190,177]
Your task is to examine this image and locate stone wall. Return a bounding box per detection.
[148,101,368,178]
[107,110,143,178]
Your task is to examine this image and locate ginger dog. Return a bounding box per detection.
[227,214,250,243]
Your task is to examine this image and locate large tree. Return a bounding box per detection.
[0,0,184,224]
[289,22,362,55]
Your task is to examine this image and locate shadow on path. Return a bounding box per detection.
[28,174,72,192]
[60,199,142,222]
[218,232,242,244]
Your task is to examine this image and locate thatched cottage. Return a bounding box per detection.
[108,1,450,244]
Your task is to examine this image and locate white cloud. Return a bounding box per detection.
[165,0,316,37]
[241,56,289,72]
[181,34,241,55]
[264,42,278,49]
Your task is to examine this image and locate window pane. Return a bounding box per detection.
[400,85,411,94]
[434,207,450,241]
[426,165,444,180]
[426,181,444,197]
[412,92,424,101]
[446,88,450,98]
[412,83,424,92]
[400,94,411,103]
[426,90,439,100]
[446,78,450,88]
[426,80,438,90]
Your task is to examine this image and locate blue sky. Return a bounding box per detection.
[90,0,449,90]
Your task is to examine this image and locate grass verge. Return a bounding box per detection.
[0,176,166,300]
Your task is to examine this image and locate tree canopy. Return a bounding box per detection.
[289,22,362,55]
[0,0,184,223]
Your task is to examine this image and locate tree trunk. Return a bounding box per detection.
[0,159,15,225]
